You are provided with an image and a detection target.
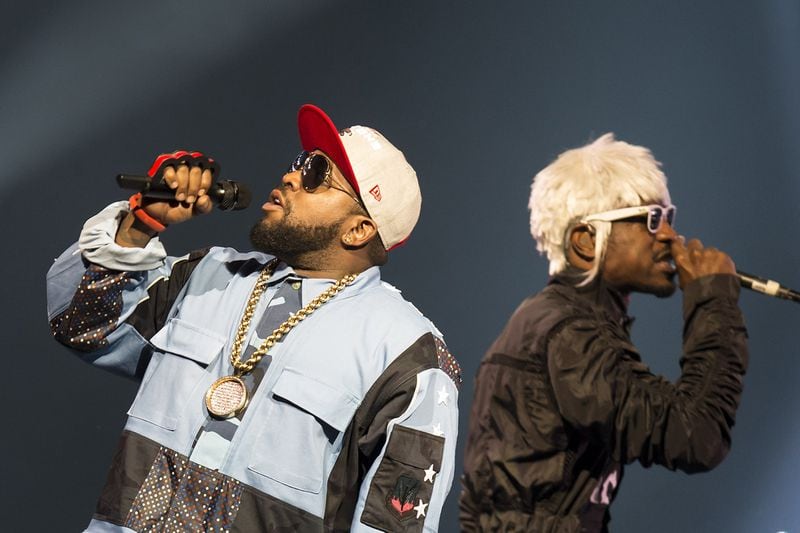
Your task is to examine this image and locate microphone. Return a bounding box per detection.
[116,174,252,211]
[737,270,800,303]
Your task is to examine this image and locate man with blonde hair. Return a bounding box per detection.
[460,134,748,532]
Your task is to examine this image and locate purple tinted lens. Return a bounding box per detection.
[648,207,662,232]
[647,206,676,232]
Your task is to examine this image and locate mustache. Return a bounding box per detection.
[654,251,673,262]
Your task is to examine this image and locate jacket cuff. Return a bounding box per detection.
[79,201,167,271]
[682,274,740,318]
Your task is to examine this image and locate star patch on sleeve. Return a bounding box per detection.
[436,386,450,406]
[423,464,437,483]
[414,499,428,519]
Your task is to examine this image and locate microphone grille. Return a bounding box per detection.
[233,184,252,211]
[216,180,252,211]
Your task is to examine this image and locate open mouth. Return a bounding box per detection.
[655,254,676,274]
[661,260,676,274]
[262,189,286,213]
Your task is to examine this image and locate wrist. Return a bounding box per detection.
[128,193,167,233]
[116,211,158,248]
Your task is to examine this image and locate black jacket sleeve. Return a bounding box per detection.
[548,274,748,472]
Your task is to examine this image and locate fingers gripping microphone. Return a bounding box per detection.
[116,150,251,211]
[117,174,252,211]
[737,271,800,304]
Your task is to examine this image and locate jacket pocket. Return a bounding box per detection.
[127,318,226,430]
[247,368,360,493]
[149,318,227,365]
[360,425,445,532]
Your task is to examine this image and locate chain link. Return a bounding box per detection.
[230,262,356,375]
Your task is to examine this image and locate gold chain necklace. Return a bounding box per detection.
[205,262,357,418]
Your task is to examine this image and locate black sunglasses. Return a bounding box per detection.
[287,151,364,208]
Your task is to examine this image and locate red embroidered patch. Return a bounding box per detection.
[390,497,414,514]
[369,184,382,201]
[386,475,419,521]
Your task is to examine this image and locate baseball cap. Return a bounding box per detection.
[297,104,421,251]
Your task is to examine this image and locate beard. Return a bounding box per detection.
[649,281,678,298]
[629,272,678,299]
[249,215,342,266]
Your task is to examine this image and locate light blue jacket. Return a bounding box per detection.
[47,202,460,532]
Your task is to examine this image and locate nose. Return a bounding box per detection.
[281,170,302,191]
[655,219,678,241]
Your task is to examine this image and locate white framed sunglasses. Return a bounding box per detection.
[580,204,677,234]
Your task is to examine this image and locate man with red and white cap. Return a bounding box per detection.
[47,104,461,532]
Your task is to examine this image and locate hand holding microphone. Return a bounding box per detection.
[671,236,799,304]
[114,150,251,247]
[670,236,736,289]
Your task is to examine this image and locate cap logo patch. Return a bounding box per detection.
[369,184,382,202]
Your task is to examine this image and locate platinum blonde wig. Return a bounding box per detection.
[528,133,671,285]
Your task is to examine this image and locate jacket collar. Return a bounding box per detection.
[268,261,382,307]
[548,267,633,329]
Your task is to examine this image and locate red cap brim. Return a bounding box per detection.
[297,104,360,195]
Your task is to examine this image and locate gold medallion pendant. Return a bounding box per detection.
[204,263,356,419]
[205,375,248,419]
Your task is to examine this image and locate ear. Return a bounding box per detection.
[341,215,379,248]
[567,224,596,267]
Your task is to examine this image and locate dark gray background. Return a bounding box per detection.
[2,1,799,531]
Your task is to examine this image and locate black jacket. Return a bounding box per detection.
[459,273,748,532]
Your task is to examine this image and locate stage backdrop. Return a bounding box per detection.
[2,1,798,531]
